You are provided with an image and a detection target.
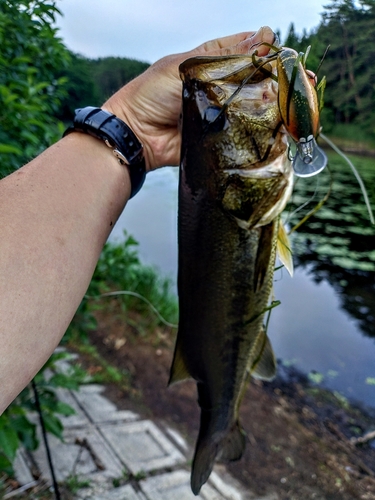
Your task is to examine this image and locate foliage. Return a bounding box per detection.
[88,57,150,102]
[92,233,178,326]
[71,343,131,389]
[283,0,375,137]
[65,473,91,494]
[55,53,100,121]
[65,232,178,343]
[57,55,150,121]
[0,0,70,177]
[0,351,83,476]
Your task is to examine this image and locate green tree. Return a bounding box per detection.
[283,22,300,48]
[56,54,150,121]
[0,0,70,176]
[283,0,375,137]
[88,57,150,103]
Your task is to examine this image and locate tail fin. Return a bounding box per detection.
[191,437,218,496]
[191,420,245,495]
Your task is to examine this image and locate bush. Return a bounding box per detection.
[0,0,70,176]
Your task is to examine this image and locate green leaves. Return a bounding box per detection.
[0,144,22,154]
[0,350,81,475]
[0,0,70,177]
[0,407,37,475]
[55,53,150,122]
[0,419,19,462]
[65,231,178,344]
[283,1,375,136]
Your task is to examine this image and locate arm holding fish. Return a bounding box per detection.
[0,27,275,414]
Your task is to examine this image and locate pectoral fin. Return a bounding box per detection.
[168,337,191,385]
[251,328,277,381]
[277,220,293,276]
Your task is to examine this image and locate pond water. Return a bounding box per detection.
[109,152,375,409]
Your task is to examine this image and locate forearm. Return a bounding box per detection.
[0,132,130,412]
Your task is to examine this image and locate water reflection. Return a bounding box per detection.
[109,154,375,407]
[109,167,179,288]
[285,152,375,341]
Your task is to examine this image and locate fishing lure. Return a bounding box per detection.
[275,47,327,177]
[216,43,328,177]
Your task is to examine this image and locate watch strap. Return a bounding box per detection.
[64,106,146,198]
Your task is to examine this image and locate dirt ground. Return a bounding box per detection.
[72,305,375,500]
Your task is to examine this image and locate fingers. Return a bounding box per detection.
[306,69,317,87]
[197,31,256,52]
[235,26,276,56]
[194,26,276,57]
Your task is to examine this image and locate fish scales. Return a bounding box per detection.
[170,55,294,495]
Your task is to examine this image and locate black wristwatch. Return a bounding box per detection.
[63,106,146,198]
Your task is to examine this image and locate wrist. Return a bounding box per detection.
[61,132,132,204]
[64,106,146,198]
[102,86,155,172]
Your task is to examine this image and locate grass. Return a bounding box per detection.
[69,342,132,389]
[65,474,91,494]
[65,231,178,346]
[63,232,179,395]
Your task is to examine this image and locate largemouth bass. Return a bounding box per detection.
[170,54,294,495]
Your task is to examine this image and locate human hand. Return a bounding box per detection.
[103,26,275,172]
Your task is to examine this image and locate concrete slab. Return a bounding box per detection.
[165,427,189,452]
[99,420,185,474]
[13,449,34,485]
[31,425,124,483]
[73,384,139,423]
[55,387,90,428]
[209,469,244,500]
[92,483,146,499]
[9,349,270,500]
[140,469,229,500]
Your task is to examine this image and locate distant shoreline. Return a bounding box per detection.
[320,136,375,158]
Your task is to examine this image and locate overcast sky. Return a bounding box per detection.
[55,0,328,63]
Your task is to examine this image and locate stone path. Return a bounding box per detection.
[13,353,278,500]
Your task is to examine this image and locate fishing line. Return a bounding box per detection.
[85,290,178,328]
[285,174,320,225]
[289,168,333,235]
[31,379,61,500]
